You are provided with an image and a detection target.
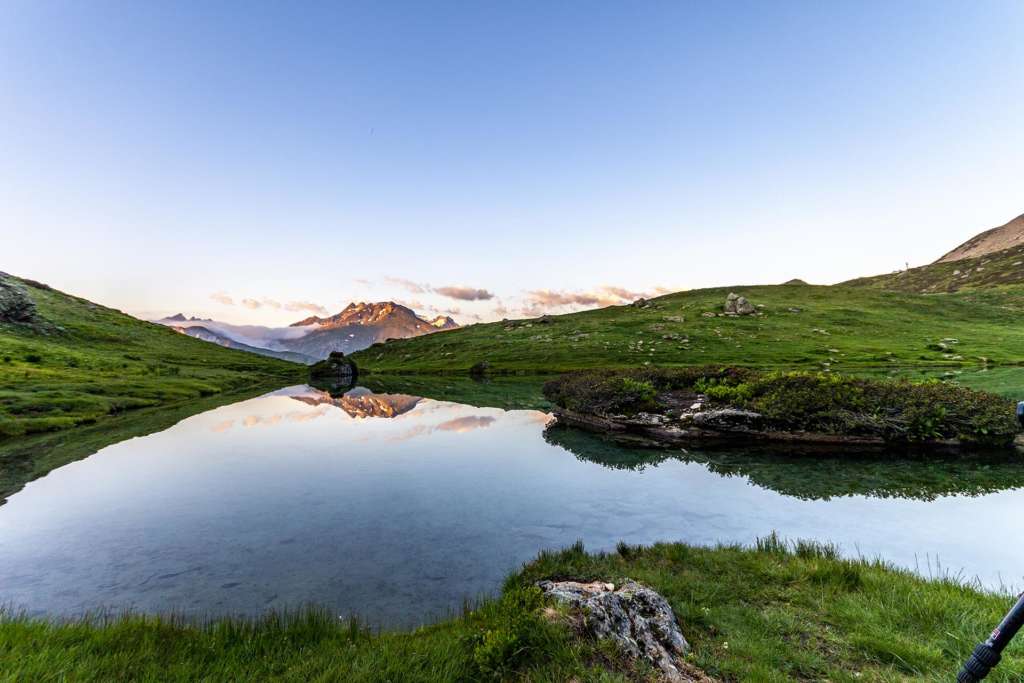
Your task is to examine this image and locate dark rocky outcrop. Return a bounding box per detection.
[0,274,38,324]
[309,351,357,386]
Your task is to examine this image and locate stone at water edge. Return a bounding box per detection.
[538,579,693,682]
[309,351,357,385]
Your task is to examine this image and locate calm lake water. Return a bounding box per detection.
[2,382,1024,628]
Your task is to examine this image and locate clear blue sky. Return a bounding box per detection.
[2,1,1022,324]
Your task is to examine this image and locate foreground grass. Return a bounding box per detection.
[2,540,1021,682]
[350,284,1024,375]
[0,276,304,437]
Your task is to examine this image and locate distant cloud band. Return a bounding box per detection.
[210,292,328,316]
[434,285,494,301]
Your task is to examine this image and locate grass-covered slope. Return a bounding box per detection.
[0,275,304,437]
[1,540,1020,682]
[844,243,1024,293]
[350,284,1024,374]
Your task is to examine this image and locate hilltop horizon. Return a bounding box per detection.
[97,206,1019,327]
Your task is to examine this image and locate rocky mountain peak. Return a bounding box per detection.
[293,301,420,329]
[936,212,1024,263]
[427,315,459,330]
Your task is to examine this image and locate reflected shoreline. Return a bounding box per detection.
[545,424,1024,501]
[6,374,1024,507]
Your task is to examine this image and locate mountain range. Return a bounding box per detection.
[155,302,459,363]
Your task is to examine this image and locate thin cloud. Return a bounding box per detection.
[385,277,427,294]
[435,285,494,301]
[525,289,615,308]
[284,301,329,316]
[600,286,648,301]
[210,291,235,306]
[236,297,325,315]
[521,285,668,316]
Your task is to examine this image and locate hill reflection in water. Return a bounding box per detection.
[544,424,1024,502]
[3,381,1024,625]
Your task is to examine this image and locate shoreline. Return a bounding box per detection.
[2,539,1019,681]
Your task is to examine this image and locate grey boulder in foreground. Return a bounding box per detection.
[538,578,694,682]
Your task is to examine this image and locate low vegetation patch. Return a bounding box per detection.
[2,539,1021,681]
[544,366,1019,447]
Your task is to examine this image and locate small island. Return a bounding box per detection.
[543,366,1021,453]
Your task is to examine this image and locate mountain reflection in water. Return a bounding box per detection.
[1,381,1024,626]
[291,387,423,419]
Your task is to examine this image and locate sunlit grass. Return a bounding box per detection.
[351,283,1024,378]
[0,277,305,437]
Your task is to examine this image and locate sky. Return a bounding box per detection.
[2,1,1023,325]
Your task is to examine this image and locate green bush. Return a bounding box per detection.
[24,353,42,364]
[544,366,1019,447]
[618,377,657,409]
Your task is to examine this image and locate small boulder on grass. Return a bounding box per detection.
[724,293,756,315]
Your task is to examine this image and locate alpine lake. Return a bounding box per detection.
[2,367,1024,629]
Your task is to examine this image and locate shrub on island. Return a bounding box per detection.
[543,366,1019,448]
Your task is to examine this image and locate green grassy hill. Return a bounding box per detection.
[0,275,304,437]
[350,284,1024,374]
[844,243,1024,293]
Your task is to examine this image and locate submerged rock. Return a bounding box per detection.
[538,579,692,682]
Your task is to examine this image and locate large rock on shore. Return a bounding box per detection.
[0,274,38,324]
[538,579,694,682]
[309,351,357,386]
